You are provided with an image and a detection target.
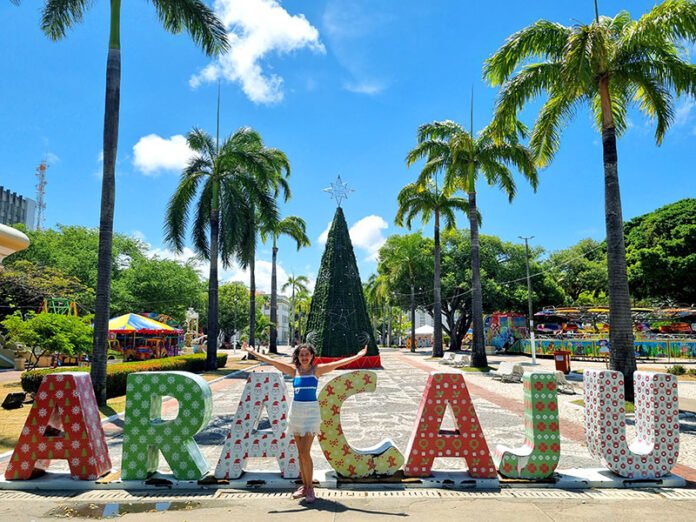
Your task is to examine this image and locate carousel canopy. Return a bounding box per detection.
[108,313,181,335]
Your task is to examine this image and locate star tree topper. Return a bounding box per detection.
[323,175,355,207]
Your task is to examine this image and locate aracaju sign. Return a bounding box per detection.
[4,369,679,482]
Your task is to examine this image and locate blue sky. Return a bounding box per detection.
[1,0,694,295]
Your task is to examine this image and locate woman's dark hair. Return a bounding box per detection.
[292,344,317,368]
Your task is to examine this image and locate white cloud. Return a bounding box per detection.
[322,0,390,96]
[674,99,695,127]
[45,152,60,165]
[190,0,325,104]
[349,215,388,261]
[132,134,194,175]
[317,221,332,245]
[344,80,385,95]
[318,214,388,261]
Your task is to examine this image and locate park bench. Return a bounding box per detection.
[451,353,471,368]
[491,362,524,383]
[554,370,578,394]
[439,352,455,365]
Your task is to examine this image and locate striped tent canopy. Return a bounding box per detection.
[108,313,181,335]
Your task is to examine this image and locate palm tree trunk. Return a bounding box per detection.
[249,256,256,347]
[433,209,443,357]
[207,201,220,371]
[269,240,278,353]
[91,2,121,407]
[410,283,416,353]
[289,286,296,345]
[599,78,636,401]
[469,189,487,368]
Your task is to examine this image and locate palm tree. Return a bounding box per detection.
[410,120,537,367]
[365,273,390,346]
[395,181,470,357]
[40,1,228,404]
[282,274,310,345]
[484,1,696,397]
[381,233,431,353]
[165,127,280,371]
[261,216,310,353]
[237,155,290,351]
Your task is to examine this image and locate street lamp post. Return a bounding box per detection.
[519,235,537,365]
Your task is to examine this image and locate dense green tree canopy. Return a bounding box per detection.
[0,260,93,319]
[3,225,205,321]
[545,239,608,304]
[625,198,696,303]
[218,281,250,338]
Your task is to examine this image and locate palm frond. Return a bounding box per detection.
[152,0,230,56]
[164,171,202,252]
[529,92,581,167]
[41,0,91,41]
[484,20,571,85]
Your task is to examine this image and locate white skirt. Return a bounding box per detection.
[288,401,321,436]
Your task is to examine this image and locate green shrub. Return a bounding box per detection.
[666,364,686,376]
[21,353,228,399]
[688,368,696,377]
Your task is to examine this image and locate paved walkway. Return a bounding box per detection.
[1,347,695,482]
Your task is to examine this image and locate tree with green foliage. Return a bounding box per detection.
[377,230,565,352]
[546,239,607,304]
[282,274,310,346]
[625,198,696,303]
[6,225,144,292]
[165,127,282,371]
[218,281,250,341]
[2,311,93,369]
[39,0,228,406]
[377,233,433,353]
[395,180,470,357]
[261,216,310,353]
[117,256,205,321]
[0,260,93,320]
[305,207,378,357]
[408,120,537,367]
[484,0,696,398]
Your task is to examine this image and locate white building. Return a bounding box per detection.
[260,293,291,345]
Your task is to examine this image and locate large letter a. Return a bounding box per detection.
[404,372,496,478]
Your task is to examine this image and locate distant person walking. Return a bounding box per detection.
[243,342,367,503]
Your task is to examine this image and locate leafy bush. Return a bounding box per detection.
[688,368,696,377]
[21,353,228,399]
[2,311,94,369]
[666,364,686,376]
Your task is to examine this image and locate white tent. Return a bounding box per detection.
[414,325,434,335]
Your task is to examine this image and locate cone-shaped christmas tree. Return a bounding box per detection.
[305,207,380,368]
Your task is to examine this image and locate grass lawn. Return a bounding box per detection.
[571,398,635,414]
[0,358,258,454]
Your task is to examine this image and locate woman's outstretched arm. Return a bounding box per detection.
[243,343,296,377]
[315,346,368,377]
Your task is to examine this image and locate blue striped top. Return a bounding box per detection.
[293,374,318,402]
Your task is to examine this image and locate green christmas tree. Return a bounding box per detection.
[305,207,379,358]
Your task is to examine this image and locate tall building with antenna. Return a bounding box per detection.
[35,160,48,231]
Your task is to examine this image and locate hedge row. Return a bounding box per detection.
[21,353,229,399]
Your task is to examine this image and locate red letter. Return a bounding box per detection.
[5,373,111,480]
[404,372,496,478]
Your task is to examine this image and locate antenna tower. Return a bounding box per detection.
[35,160,48,231]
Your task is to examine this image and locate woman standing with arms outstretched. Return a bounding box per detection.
[243,342,367,503]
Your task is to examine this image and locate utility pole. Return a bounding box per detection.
[519,235,537,365]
